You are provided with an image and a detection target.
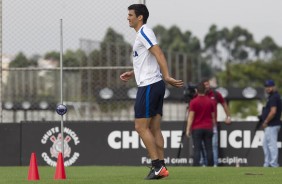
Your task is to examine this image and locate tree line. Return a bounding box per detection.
[7,24,282,118]
[9,24,282,89]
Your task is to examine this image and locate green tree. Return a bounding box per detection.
[29,54,40,67]
[216,59,282,119]
[88,50,101,66]
[102,27,125,43]
[77,49,88,67]
[152,25,166,42]
[7,52,39,102]
[217,59,282,92]
[63,49,82,67]
[273,48,282,60]
[230,100,259,119]
[204,24,220,63]
[44,51,60,61]
[259,36,279,60]
[98,27,131,67]
[153,25,208,82]
[9,52,30,68]
[204,25,258,64]
[81,27,133,100]
[44,49,87,67]
[204,26,257,84]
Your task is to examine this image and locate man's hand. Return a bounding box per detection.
[120,71,134,82]
[262,122,268,129]
[186,129,190,138]
[185,126,191,138]
[225,116,231,125]
[149,45,184,88]
[164,77,184,88]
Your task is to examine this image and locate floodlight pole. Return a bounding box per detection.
[60,19,64,157]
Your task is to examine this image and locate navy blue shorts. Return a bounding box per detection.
[135,80,165,118]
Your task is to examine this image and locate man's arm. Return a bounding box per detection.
[211,111,218,133]
[186,111,195,137]
[120,70,134,82]
[149,45,183,88]
[262,106,277,128]
[216,91,231,124]
[212,112,216,127]
[222,102,231,125]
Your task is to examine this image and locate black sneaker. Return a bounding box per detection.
[145,166,168,180]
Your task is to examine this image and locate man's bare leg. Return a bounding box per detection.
[149,114,164,160]
[135,118,158,160]
[149,114,169,178]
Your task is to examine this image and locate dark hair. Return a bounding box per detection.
[201,77,210,83]
[196,82,206,94]
[128,4,149,24]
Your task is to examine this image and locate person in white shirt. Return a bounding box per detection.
[120,4,183,180]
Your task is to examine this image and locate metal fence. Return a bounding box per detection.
[2,43,200,122]
[1,0,202,123]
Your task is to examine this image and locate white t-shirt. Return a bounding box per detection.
[132,24,162,87]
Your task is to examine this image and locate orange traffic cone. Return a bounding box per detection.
[28,152,40,180]
[54,152,66,180]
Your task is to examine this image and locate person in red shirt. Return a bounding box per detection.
[203,78,231,166]
[186,82,216,166]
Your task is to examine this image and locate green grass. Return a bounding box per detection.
[0,166,281,184]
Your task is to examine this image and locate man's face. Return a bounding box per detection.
[203,81,210,90]
[127,10,139,28]
[265,86,274,94]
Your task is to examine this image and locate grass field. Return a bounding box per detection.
[0,166,281,184]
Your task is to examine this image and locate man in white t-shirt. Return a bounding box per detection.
[120,4,183,180]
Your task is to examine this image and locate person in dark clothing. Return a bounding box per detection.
[261,79,281,167]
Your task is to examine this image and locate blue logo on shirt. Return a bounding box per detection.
[133,51,138,57]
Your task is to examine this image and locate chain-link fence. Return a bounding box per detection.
[1,0,3,123]
[1,0,202,123]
